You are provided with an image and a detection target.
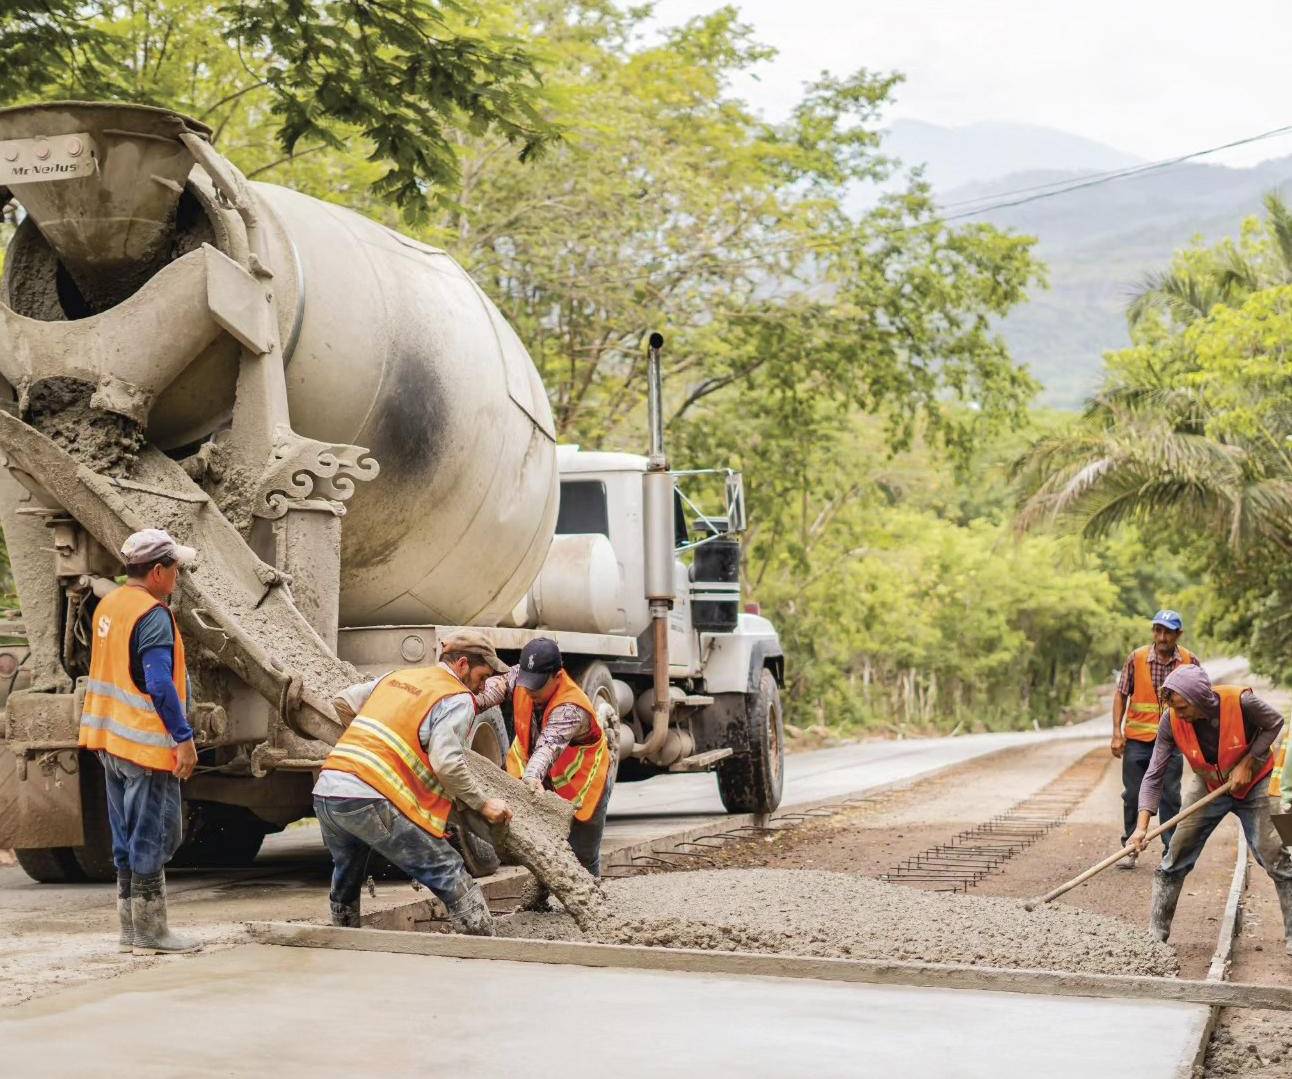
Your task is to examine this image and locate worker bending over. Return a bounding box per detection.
[79,529,201,955]
[1111,610,1196,869]
[1130,665,1292,953]
[313,632,513,934]
[476,637,612,878]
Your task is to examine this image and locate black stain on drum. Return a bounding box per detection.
[369,349,446,474]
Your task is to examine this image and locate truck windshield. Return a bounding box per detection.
[556,480,609,536]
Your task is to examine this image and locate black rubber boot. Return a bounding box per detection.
[330,900,361,928]
[117,868,133,953]
[1149,872,1185,943]
[1275,880,1292,957]
[446,884,496,937]
[131,871,202,955]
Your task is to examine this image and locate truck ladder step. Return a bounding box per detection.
[679,694,714,707]
[668,748,733,772]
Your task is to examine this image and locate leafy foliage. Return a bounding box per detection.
[1017,194,1292,679]
[0,0,556,219]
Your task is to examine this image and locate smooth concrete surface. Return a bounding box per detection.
[0,942,1204,1079]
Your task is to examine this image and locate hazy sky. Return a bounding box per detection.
[649,0,1292,167]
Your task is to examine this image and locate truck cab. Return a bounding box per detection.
[538,446,785,813]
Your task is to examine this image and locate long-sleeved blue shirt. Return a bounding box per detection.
[131,605,193,744]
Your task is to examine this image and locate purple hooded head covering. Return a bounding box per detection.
[1160,665,1218,713]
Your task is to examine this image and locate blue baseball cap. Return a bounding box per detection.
[1151,609,1183,632]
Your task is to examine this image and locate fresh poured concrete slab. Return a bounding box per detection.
[0,942,1204,1078]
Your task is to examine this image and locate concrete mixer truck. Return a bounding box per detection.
[0,102,785,883]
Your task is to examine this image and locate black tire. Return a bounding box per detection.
[71,751,117,881]
[716,667,784,814]
[15,846,86,883]
[453,707,508,877]
[171,803,269,869]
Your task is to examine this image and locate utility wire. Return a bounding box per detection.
[936,122,1292,220]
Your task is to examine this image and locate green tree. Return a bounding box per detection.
[1016,194,1292,677]
[0,0,556,219]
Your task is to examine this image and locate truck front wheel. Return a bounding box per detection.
[716,668,784,814]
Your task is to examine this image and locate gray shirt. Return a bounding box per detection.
[1138,690,1285,814]
[313,664,489,812]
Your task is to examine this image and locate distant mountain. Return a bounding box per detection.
[884,119,1142,193]
[945,155,1292,407]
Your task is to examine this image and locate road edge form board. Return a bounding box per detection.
[1179,831,1250,1079]
[245,920,1292,1013]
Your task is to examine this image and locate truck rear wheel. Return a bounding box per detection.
[716,668,784,814]
[72,751,117,881]
[172,803,269,869]
[572,661,621,780]
[453,707,509,878]
[15,846,85,883]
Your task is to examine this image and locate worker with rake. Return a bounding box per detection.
[1129,664,1292,953]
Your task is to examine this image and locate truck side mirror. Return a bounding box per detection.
[726,472,747,533]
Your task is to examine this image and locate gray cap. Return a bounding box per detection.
[120,528,197,567]
[439,629,509,674]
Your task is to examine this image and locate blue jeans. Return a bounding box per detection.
[98,750,183,877]
[569,779,612,877]
[314,796,473,910]
[1123,738,1182,849]
[1160,770,1292,883]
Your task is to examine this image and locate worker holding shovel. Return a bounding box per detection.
[1129,665,1292,953]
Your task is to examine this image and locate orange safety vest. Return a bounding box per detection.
[320,666,462,837]
[507,670,609,823]
[79,585,188,772]
[1125,645,1195,742]
[1170,685,1276,800]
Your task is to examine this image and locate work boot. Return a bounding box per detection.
[330,900,361,928]
[1276,880,1292,957]
[446,884,496,937]
[1149,872,1185,943]
[131,871,202,955]
[1117,851,1138,871]
[117,868,133,953]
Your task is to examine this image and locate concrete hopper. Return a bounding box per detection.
[0,101,210,310]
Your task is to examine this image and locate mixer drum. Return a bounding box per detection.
[0,104,558,629]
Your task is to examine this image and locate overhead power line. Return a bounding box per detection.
[937,122,1292,221]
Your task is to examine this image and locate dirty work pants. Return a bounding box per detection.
[1158,771,1292,884]
[568,778,612,878]
[1123,738,1181,850]
[98,750,183,877]
[314,796,474,911]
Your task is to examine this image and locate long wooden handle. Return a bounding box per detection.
[1023,777,1237,911]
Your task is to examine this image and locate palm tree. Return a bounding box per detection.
[1015,190,1292,554]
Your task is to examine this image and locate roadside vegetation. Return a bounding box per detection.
[0,0,1216,735]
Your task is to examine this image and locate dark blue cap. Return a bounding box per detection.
[517,637,562,690]
[1151,609,1183,632]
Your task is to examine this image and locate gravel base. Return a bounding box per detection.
[1203,1010,1292,1077]
[502,867,1179,977]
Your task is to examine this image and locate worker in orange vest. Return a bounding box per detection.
[1111,610,1197,869]
[476,638,612,885]
[79,528,201,955]
[313,632,513,934]
[1130,665,1292,953]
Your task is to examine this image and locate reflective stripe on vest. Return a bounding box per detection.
[1125,645,1194,742]
[507,670,609,823]
[78,586,186,772]
[1170,685,1276,800]
[1269,727,1289,800]
[320,666,460,837]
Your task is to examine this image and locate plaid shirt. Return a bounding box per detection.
[1116,645,1197,701]
[474,665,591,783]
